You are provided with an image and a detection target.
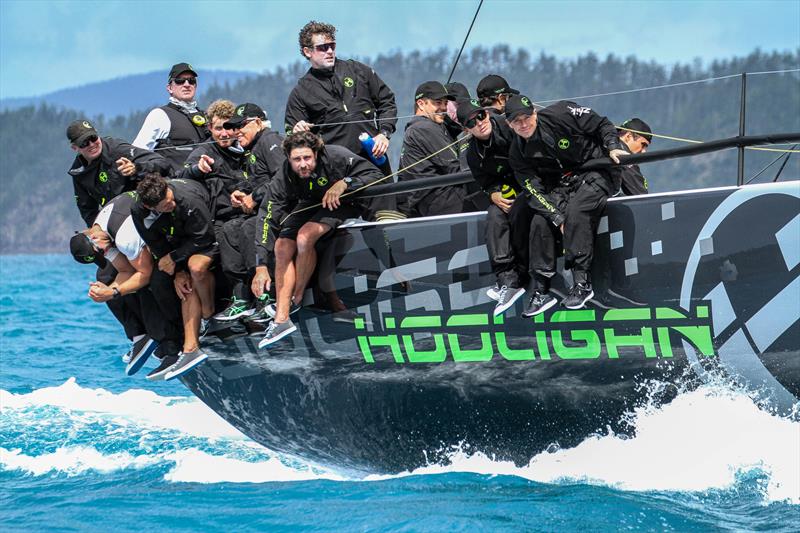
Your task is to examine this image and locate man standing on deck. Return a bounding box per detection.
[134,63,211,173]
[397,81,464,217]
[285,21,399,218]
[256,131,382,347]
[505,94,628,312]
[67,119,171,227]
[615,118,652,196]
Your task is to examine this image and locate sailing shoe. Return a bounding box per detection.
[486,283,501,302]
[562,282,595,310]
[522,292,558,317]
[258,319,297,349]
[125,336,158,376]
[213,298,255,322]
[199,318,211,339]
[493,286,526,316]
[146,355,179,381]
[121,349,132,364]
[265,301,301,319]
[165,350,209,381]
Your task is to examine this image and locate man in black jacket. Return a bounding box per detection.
[67,119,171,226]
[459,99,526,316]
[505,94,628,312]
[477,74,520,114]
[616,118,652,196]
[255,132,381,347]
[134,62,211,172]
[398,81,464,217]
[132,175,217,379]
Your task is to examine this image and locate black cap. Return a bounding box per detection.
[445,82,471,102]
[223,103,267,129]
[456,98,490,126]
[69,232,107,268]
[414,81,455,101]
[619,118,652,142]
[66,119,99,146]
[504,94,536,121]
[168,62,197,81]
[476,74,520,99]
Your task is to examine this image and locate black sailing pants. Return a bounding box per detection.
[486,203,520,287]
[564,174,611,285]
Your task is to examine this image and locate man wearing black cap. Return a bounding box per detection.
[616,118,652,196]
[134,62,211,172]
[458,99,526,316]
[70,191,183,380]
[505,94,629,312]
[67,119,171,227]
[397,81,465,217]
[477,74,520,114]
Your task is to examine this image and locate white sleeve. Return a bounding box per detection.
[116,217,147,260]
[132,108,171,150]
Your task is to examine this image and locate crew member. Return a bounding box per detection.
[132,175,218,379]
[616,118,652,196]
[397,81,464,217]
[67,119,170,226]
[505,94,628,311]
[69,191,183,380]
[133,62,210,172]
[459,99,526,316]
[477,74,520,114]
[256,131,381,347]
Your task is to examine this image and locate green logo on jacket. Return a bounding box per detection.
[558,138,570,150]
[98,171,108,183]
[343,77,354,88]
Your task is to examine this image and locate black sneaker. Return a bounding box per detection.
[493,286,526,316]
[146,355,179,381]
[258,319,297,348]
[563,282,594,309]
[125,336,158,376]
[522,292,558,317]
[213,297,255,322]
[165,350,209,380]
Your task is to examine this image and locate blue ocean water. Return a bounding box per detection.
[1,254,798,532]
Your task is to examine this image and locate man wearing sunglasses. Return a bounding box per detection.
[459,99,527,316]
[67,119,171,227]
[285,22,397,203]
[133,62,211,172]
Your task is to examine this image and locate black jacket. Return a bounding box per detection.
[69,137,171,226]
[180,141,246,221]
[240,128,286,205]
[131,178,215,265]
[465,115,518,195]
[398,116,462,210]
[614,145,648,196]
[284,59,397,154]
[254,145,382,263]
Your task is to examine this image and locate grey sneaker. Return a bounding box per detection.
[214,297,255,322]
[146,355,179,381]
[522,291,558,317]
[258,319,297,349]
[493,286,526,316]
[125,336,158,376]
[563,282,594,310]
[486,283,501,302]
[164,350,209,380]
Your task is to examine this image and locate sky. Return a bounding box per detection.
[1,0,798,99]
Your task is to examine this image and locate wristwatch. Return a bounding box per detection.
[342,177,353,189]
[112,287,121,299]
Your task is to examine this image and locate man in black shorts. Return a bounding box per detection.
[256,131,381,347]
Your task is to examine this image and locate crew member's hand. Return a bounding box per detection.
[173,271,193,301]
[158,254,176,276]
[293,120,314,133]
[560,223,565,234]
[251,266,272,298]
[372,133,390,158]
[609,149,628,164]
[242,194,257,214]
[490,192,514,214]
[322,180,347,210]
[88,281,113,302]
[230,190,246,208]
[197,154,215,174]
[116,157,137,176]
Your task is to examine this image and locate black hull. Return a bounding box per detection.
[183,181,800,473]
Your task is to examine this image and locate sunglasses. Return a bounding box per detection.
[79,135,99,148]
[172,77,197,86]
[464,111,488,129]
[313,42,336,53]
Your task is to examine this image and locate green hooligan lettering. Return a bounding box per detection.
[603,308,656,358]
[533,314,552,360]
[446,314,493,362]
[655,306,715,357]
[401,316,446,363]
[550,310,601,359]
[494,315,535,360]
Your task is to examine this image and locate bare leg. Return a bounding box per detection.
[294,222,331,303]
[274,238,297,324]
[188,254,215,320]
[181,288,202,353]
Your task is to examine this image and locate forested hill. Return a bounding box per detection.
[1,47,797,253]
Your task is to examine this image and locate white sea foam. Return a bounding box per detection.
[0,446,158,476]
